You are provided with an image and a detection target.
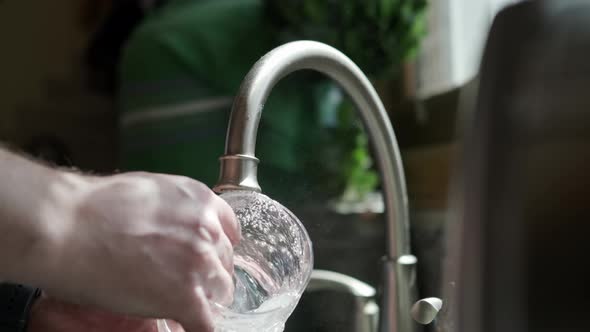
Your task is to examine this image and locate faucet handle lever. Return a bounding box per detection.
[411,297,443,325]
[307,270,379,332]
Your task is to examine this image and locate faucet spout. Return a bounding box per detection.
[213,41,417,332]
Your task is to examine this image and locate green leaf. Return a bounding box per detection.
[263,0,427,196]
[266,0,428,76]
[303,0,327,23]
[380,0,399,19]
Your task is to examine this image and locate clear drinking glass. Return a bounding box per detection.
[212,190,314,332]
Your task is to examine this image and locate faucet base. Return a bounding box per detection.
[380,254,419,332]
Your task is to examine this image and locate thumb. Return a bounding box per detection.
[179,287,215,332]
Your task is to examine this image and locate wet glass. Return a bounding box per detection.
[213,191,313,332]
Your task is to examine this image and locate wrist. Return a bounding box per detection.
[27,293,62,332]
[11,170,92,289]
[26,294,46,332]
[27,293,66,332]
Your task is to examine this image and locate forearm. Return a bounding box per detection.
[0,148,84,287]
[0,148,237,331]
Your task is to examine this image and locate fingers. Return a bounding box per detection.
[191,210,234,275]
[176,175,239,246]
[193,249,234,306]
[215,197,240,246]
[179,287,215,332]
[215,234,234,275]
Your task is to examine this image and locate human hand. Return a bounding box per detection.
[40,172,239,332]
[28,294,185,332]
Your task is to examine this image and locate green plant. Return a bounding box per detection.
[308,96,380,201]
[264,0,428,200]
[341,125,379,201]
[265,0,428,78]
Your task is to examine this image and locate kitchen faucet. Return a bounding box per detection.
[212,40,418,332]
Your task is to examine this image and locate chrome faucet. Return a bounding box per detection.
[213,41,418,332]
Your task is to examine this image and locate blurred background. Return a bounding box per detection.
[0,0,525,331]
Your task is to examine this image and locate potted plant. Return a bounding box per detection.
[264,0,428,212]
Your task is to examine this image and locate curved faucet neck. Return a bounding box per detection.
[214,40,409,254]
[213,41,416,332]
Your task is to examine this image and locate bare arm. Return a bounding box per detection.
[0,147,81,284]
[0,148,239,332]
